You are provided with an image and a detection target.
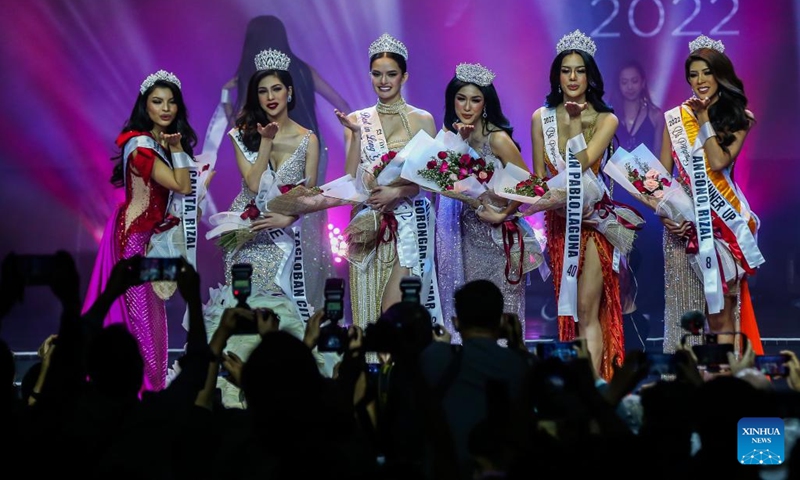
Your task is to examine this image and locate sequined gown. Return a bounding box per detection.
[224,130,311,294]
[83,131,171,392]
[436,141,527,343]
[543,117,625,381]
[349,120,414,333]
[204,129,314,407]
[661,110,760,352]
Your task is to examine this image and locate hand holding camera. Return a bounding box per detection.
[317,278,349,353]
[220,351,244,386]
[1,251,81,307]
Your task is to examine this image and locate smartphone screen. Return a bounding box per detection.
[17,254,57,286]
[536,341,578,362]
[139,257,181,282]
[754,354,789,377]
[646,353,677,376]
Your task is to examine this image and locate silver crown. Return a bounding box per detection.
[689,34,725,54]
[556,29,597,57]
[455,63,496,87]
[140,70,181,95]
[368,33,408,60]
[254,49,291,71]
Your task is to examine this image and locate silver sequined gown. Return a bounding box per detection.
[206,129,315,408]
[225,130,312,289]
[436,142,526,343]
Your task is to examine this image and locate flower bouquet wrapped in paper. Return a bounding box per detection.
[493,162,604,216]
[343,132,433,269]
[400,130,497,208]
[265,174,364,217]
[206,170,291,254]
[603,144,695,224]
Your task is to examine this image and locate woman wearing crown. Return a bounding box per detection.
[82,70,198,391]
[531,31,624,379]
[203,49,321,406]
[659,35,763,355]
[436,62,541,344]
[334,34,439,336]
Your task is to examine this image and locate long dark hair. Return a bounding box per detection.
[370,51,407,75]
[685,48,752,152]
[613,60,659,110]
[444,77,520,152]
[545,50,614,113]
[235,69,296,153]
[110,80,197,187]
[233,16,317,134]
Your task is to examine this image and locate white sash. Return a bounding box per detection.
[122,135,171,192]
[666,106,723,312]
[667,106,764,302]
[267,224,312,325]
[357,106,389,165]
[356,107,442,323]
[411,197,443,324]
[541,108,582,321]
[229,127,259,164]
[193,101,229,218]
[122,134,177,230]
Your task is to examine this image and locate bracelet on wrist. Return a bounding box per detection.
[567,133,588,155]
[697,122,717,145]
[171,152,195,169]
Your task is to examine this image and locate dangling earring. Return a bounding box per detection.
[558,85,562,94]
[482,107,487,119]
[288,94,293,103]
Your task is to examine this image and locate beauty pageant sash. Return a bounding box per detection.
[542,108,582,322]
[666,105,765,313]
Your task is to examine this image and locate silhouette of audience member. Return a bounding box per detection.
[420,279,530,479]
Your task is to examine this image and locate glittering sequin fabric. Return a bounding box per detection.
[224,131,311,291]
[120,229,168,391]
[662,229,706,352]
[437,142,526,344]
[461,206,525,332]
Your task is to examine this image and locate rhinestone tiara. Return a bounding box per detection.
[254,48,291,71]
[689,34,725,54]
[368,33,408,60]
[140,70,181,95]
[556,29,597,57]
[455,63,496,87]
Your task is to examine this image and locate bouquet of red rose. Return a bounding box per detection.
[207,170,361,254]
[493,162,602,215]
[399,130,497,208]
[357,146,410,194]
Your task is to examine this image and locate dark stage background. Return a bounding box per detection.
[0,0,797,351]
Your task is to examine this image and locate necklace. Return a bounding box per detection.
[375,97,407,114]
[375,97,412,139]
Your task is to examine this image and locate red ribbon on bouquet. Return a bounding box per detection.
[593,193,644,231]
[153,214,181,233]
[684,224,699,254]
[377,212,399,247]
[501,219,525,285]
[240,200,260,220]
